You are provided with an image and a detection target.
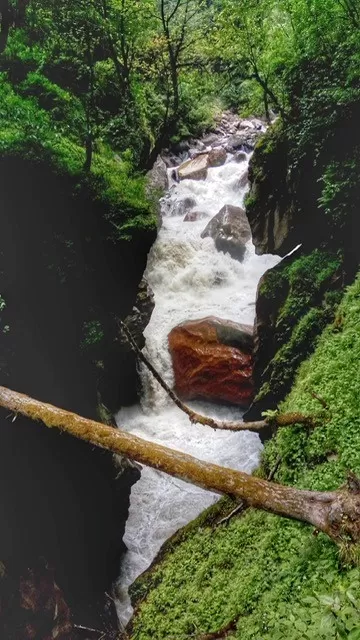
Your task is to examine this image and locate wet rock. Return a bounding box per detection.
[189,139,207,152]
[173,196,197,216]
[178,154,209,181]
[238,120,255,130]
[172,140,191,154]
[118,279,155,408]
[201,133,219,147]
[122,278,155,351]
[235,151,248,163]
[201,204,252,262]
[183,210,208,222]
[226,131,258,152]
[238,169,249,189]
[208,147,227,167]
[146,155,168,192]
[251,118,266,131]
[168,317,254,407]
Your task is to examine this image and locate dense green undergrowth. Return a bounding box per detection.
[129,274,360,640]
[0,71,157,240]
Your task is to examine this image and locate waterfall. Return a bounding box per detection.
[115,130,280,624]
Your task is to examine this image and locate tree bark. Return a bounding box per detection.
[0,0,11,55]
[0,385,360,548]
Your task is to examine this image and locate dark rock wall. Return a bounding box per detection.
[0,158,155,628]
[245,248,346,422]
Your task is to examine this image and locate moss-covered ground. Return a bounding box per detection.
[128,274,360,640]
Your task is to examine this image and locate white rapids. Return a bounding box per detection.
[115,148,280,624]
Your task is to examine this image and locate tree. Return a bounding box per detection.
[145,0,210,166]
[1,384,360,551]
[0,0,30,54]
[211,0,288,119]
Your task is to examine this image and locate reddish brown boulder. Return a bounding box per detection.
[168,317,254,407]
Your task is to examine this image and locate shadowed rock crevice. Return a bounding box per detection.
[0,157,154,629]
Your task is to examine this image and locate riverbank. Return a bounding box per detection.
[127,272,360,640]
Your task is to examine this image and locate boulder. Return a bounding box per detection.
[201,133,219,146]
[235,151,248,163]
[178,153,209,181]
[184,210,208,222]
[173,196,197,216]
[168,317,254,407]
[226,132,259,152]
[201,204,252,262]
[208,147,227,167]
[146,155,168,192]
[238,120,255,130]
[238,169,249,189]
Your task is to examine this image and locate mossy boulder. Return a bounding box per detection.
[245,247,345,422]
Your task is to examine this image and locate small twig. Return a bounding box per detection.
[215,500,246,527]
[310,390,329,411]
[268,455,282,482]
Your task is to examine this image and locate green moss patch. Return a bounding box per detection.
[252,249,343,415]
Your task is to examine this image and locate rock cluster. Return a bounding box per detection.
[162,111,266,171]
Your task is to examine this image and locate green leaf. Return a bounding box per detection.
[318,595,335,607]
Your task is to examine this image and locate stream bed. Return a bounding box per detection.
[115,119,280,624]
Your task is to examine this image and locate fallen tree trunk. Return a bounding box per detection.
[0,386,359,548]
[0,387,360,544]
[119,320,313,433]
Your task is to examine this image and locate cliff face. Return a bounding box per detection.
[244,116,359,421]
[246,120,295,256]
[245,248,345,421]
[0,158,156,630]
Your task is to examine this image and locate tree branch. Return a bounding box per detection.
[214,457,282,528]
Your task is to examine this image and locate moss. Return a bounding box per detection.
[129,274,360,640]
[252,249,343,413]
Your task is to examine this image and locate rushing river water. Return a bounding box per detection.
[115,140,280,624]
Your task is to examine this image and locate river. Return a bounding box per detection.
[115,121,280,624]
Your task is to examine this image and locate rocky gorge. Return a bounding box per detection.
[115,112,280,624]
